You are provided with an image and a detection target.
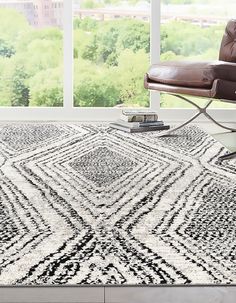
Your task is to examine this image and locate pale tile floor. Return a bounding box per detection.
[1,123,236,303]
[200,122,236,151]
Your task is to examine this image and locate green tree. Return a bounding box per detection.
[16,37,63,77]
[80,0,101,8]
[10,66,30,107]
[116,20,150,53]
[93,21,120,65]
[74,18,81,30]
[161,20,223,59]
[28,67,63,107]
[0,57,12,106]
[74,59,120,107]
[161,51,180,61]
[0,10,63,107]
[80,19,150,66]
[0,9,30,43]
[115,49,149,107]
[80,17,98,31]
[80,33,99,62]
[0,39,15,58]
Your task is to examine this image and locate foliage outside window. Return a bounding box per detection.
[160,0,236,108]
[0,0,235,109]
[0,5,63,107]
[73,0,151,108]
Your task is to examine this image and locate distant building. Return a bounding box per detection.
[52,0,63,28]
[0,0,63,28]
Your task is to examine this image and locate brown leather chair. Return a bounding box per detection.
[144,19,236,161]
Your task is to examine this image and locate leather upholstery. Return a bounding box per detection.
[147,61,236,89]
[144,19,236,102]
[212,79,236,101]
[144,74,236,102]
[144,74,213,98]
[219,19,236,62]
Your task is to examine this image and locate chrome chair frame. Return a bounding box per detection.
[158,93,236,137]
[158,93,236,162]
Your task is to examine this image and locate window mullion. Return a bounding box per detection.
[63,0,73,111]
[150,0,160,112]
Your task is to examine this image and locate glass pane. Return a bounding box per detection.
[160,0,236,109]
[0,0,63,107]
[73,0,150,108]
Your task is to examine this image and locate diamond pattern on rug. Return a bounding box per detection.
[0,123,235,285]
[0,124,63,150]
[0,205,18,246]
[69,147,137,187]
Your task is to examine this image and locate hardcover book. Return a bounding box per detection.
[109,123,170,133]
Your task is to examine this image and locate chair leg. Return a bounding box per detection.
[158,94,236,137]
[218,151,236,162]
[157,111,201,137]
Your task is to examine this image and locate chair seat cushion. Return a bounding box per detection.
[147,61,236,88]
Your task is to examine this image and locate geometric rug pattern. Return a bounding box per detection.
[0,123,235,285]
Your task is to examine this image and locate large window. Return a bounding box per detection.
[0,0,235,121]
[0,0,63,107]
[73,0,150,108]
[160,0,236,109]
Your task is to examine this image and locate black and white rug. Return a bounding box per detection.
[0,123,235,285]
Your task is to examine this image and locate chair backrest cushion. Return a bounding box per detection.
[219,19,236,62]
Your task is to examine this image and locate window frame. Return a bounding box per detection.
[157,0,236,124]
[0,0,234,123]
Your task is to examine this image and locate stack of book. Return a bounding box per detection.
[109,110,170,133]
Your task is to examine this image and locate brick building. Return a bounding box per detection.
[0,0,63,28]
